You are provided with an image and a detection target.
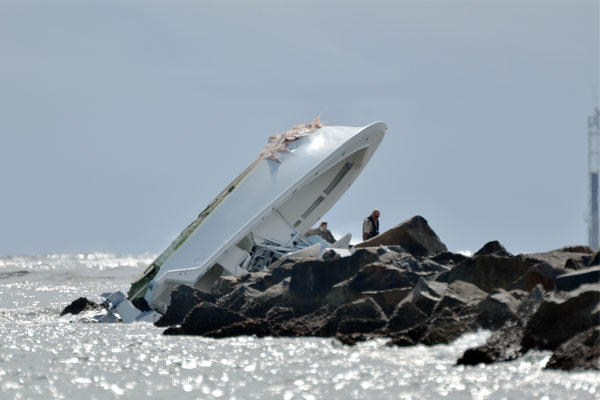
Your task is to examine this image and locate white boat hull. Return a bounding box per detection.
[124,122,386,315]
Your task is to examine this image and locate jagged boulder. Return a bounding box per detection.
[60,297,101,316]
[155,285,216,327]
[443,255,535,293]
[518,262,566,291]
[410,278,447,316]
[387,285,481,347]
[263,261,295,288]
[316,298,388,336]
[346,262,417,291]
[273,305,335,337]
[164,302,246,335]
[421,307,478,346]
[565,257,593,270]
[545,327,600,371]
[362,288,412,317]
[216,285,261,312]
[522,284,600,351]
[324,251,449,313]
[289,249,379,311]
[325,280,363,309]
[519,246,593,270]
[554,266,600,292]
[265,306,296,326]
[434,280,488,314]
[382,251,450,276]
[474,241,512,257]
[207,271,272,297]
[387,300,428,333]
[354,215,447,257]
[243,271,271,292]
[456,319,526,366]
[476,289,520,329]
[211,275,244,298]
[240,280,292,318]
[456,287,545,365]
[244,263,296,292]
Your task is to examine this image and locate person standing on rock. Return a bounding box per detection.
[305,221,336,244]
[362,209,380,241]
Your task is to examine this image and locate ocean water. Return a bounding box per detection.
[0,254,598,400]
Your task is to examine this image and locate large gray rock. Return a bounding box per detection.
[545,327,600,371]
[421,307,478,346]
[240,280,291,318]
[388,305,479,347]
[273,305,335,337]
[380,251,450,275]
[325,251,448,312]
[456,319,526,366]
[243,271,271,292]
[434,280,488,314]
[354,216,448,257]
[289,249,379,311]
[363,288,412,317]
[476,289,520,329]
[263,261,295,288]
[210,270,275,299]
[565,257,594,270]
[456,286,545,366]
[325,280,363,309]
[244,262,296,292]
[316,298,388,336]
[519,246,593,270]
[265,306,296,326]
[444,255,535,293]
[411,278,447,316]
[522,284,600,351]
[216,285,261,312]
[388,280,488,347]
[517,262,567,291]
[211,275,244,298]
[387,301,428,333]
[164,302,246,336]
[155,285,216,327]
[346,262,417,291]
[554,266,600,292]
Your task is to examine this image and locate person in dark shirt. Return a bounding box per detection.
[362,209,380,241]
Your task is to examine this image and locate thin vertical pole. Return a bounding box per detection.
[589,109,600,250]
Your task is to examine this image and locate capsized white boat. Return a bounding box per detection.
[99,119,386,322]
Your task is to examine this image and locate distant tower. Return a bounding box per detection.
[588,108,600,250]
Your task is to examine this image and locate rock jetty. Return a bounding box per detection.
[63,215,600,371]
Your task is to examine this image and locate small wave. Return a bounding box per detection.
[0,270,30,280]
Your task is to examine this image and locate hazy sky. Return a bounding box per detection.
[1,1,598,257]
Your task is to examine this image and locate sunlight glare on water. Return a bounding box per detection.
[0,254,598,399]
